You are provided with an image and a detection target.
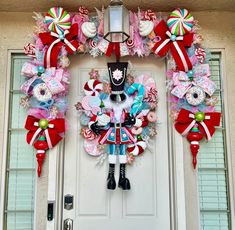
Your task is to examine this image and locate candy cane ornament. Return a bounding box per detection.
[195,47,206,64]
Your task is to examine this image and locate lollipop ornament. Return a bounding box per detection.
[45,7,71,34]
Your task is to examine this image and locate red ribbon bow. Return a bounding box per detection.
[105,42,121,59]
[25,115,65,148]
[39,23,79,68]
[174,109,221,141]
[152,20,193,72]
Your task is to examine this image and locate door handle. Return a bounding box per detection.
[64,218,73,230]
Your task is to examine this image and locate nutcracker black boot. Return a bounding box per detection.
[118,164,131,190]
[107,164,116,190]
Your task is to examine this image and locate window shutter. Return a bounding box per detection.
[198,53,231,230]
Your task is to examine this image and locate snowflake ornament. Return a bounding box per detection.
[112,69,123,81]
[20,96,30,108]
[205,96,218,106]
[74,102,83,111]
[149,126,157,137]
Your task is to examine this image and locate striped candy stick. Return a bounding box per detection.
[128,83,145,116]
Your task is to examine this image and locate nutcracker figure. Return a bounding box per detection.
[89,62,140,190]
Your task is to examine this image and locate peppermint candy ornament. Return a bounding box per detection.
[167,8,194,36]
[83,79,103,96]
[89,40,97,48]
[143,9,157,21]
[127,140,147,156]
[45,7,71,34]
[195,48,206,64]
[126,39,135,49]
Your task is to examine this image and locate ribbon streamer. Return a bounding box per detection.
[25,115,65,148]
[39,23,79,67]
[174,109,221,141]
[152,20,193,72]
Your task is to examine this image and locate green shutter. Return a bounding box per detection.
[4,55,35,230]
[198,53,231,230]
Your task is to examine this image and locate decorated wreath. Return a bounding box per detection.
[20,5,221,181]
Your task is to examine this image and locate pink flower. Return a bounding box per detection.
[103,83,112,94]
[89,69,100,80]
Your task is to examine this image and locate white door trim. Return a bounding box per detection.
[215,48,235,229]
[0,49,12,230]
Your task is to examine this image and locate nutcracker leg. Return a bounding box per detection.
[118,145,131,190]
[107,144,116,190]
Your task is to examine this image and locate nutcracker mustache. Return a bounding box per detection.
[107,62,128,102]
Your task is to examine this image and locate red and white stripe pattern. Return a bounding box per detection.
[83,79,103,96]
[127,140,147,156]
[195,47,206,64]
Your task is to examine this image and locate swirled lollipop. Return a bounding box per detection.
[167,8,194,36]
[83,79,103,96]
[45,7,71,34]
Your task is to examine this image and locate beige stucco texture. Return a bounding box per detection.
[0,11,235,230]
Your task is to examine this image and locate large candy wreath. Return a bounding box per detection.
[20,6,221,176]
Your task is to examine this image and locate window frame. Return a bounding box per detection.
[197,49,235,229]
[0,50,37,230]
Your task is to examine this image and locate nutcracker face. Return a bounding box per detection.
[110,93,127,103]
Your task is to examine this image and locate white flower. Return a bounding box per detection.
[112,69,123,81]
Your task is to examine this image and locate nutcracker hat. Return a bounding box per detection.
[107,62,128,102]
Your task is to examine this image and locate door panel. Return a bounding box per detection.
[63,55,171,230]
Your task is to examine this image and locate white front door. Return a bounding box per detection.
[63,55,171,230]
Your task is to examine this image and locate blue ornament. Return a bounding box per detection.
[38,66,45,74]
[59,33,65,40]
[187,70,194,80]
[170,35,176,41]
[80,114,91,126]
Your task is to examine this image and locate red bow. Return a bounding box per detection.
[25,115,65,148]
[105,42,121,59]
[174,109,221,140]
[39,24,79,68]
[152,20,193,72]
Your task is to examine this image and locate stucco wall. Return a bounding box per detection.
[0,11,234,230]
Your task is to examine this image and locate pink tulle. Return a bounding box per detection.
[98,19,104,36]
[35,38,44,50]
[28,108,49,119]
[190,55,199,66]
[129,11,147,56]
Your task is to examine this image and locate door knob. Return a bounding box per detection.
[64,218,73,230]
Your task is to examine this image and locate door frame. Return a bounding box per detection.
[46,56,187,230]
[0,52,187,230]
